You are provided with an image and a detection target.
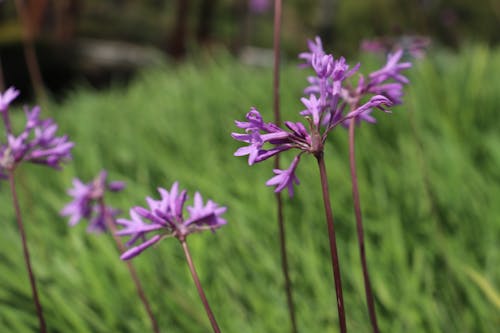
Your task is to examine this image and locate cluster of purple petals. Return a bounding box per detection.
[232,36,407,196]
[61,170,125,233]
[0,87,74,175]
[248,0,270,14]
[116,182,227,260]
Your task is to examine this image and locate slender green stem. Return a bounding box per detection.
[98,199,160,333]
[315,153,347,333]
[180,239,221,333]
[272,1,298,332]
[8,171,46,333]
[348,121,379,333]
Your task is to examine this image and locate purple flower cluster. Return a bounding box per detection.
[0,87,74,176]
[61,170,125,233]
[248,0,270,14]
[116,182,227,260]
[232,37,411,196]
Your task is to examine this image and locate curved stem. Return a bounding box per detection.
[180,239,221,333]
[315,153,347,333]
[8,171,47,333]
[99,199,160,333]
[272,1,298,332]
[348,121,379,333]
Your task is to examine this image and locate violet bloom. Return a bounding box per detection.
[233,47,392,196]
[61,170,125,233]
[300,37,411,128]
[116,182,227,260]
[248,0,270,14]
[0,87,74,174]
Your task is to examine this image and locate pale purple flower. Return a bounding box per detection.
[299,36,325,67]
[0,88,74,173]
[248,0,270,14]
[300,37,411,126]
[266,155,301,196]
[116,182,227,260]
[0,86,19,112]
[61,170,125,233]
[368,50,412,85]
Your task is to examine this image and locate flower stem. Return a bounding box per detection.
[7,171,46,333]
[180,239,221,333]
[98,199,160,333]
[315,153,347,333]
[348,121,379,333]
[272,1,298,332]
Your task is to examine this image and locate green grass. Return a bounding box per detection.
[1,45,500,332]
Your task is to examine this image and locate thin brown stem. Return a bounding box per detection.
[98,199,160,333]
[272,1,298,332]
[8,171,47,333]
[315,153,347,333]
[180,239,220,333]
[348,121,379,333]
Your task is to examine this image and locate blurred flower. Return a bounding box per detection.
[0,87,74,174]
[248,0,270,14]
[361,35,431,59]
[116,182,227,260]
[61,170,125,233]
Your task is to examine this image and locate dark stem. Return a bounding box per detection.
[7,171,47,333]
[273,1,298,332]
[98,199,160,333]
[315,153,347,333]
[348,121,379,333]
[180,239,221,333]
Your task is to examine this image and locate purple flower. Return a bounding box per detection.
[232,37,409,196]
[0,88,74,173]
[61,170,125,233]
[116,182,227,260]
[0,87,19,112]
[298,36,325,67]
[248,0,270,14]
[368,50,412,85]
[266,155,301,196]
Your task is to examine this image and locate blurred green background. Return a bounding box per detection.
[1,1,499,332]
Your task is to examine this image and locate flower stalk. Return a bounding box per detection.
[348,120,379,333]
[8,171,46,333]
[180,238,221,333]
[315,153,347,333]
[272,0,297,332]
[98,198,160,333]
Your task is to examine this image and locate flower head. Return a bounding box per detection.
[116,182,227,260]
[0,88,74,173]
[232,36,410,196]
[61,170,125,233]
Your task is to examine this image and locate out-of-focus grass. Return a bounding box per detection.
[1,45,499,332]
